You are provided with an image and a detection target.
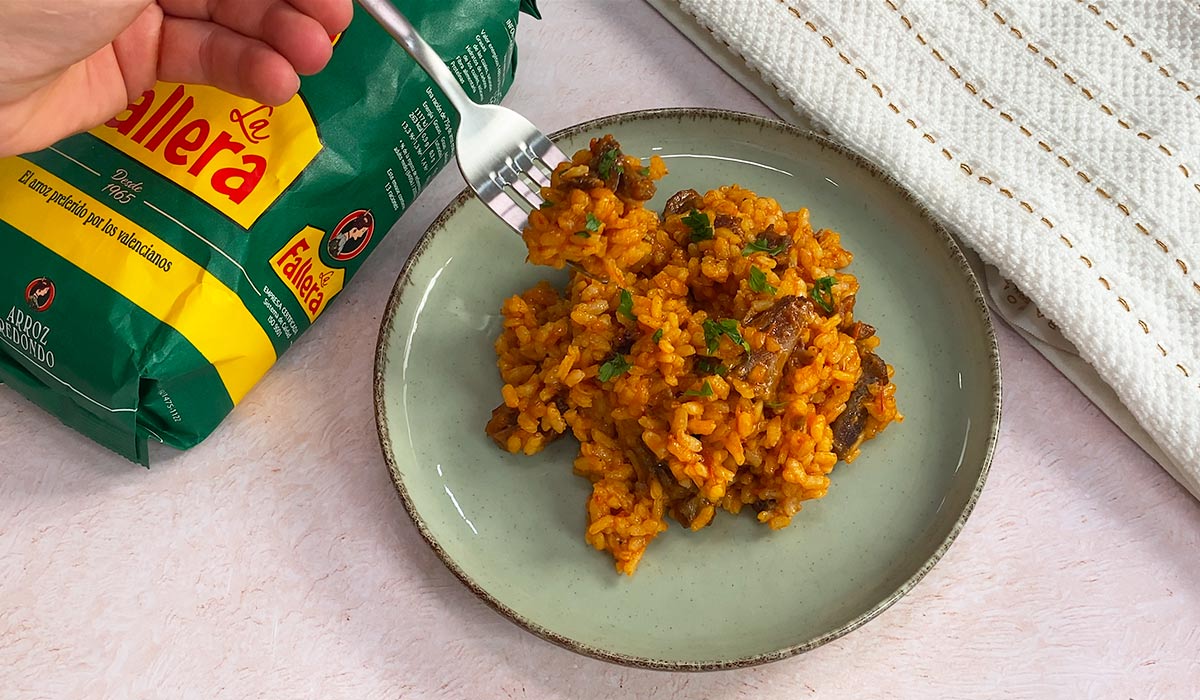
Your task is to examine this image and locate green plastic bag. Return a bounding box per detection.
[0,0,540,464]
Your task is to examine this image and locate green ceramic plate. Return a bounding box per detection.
[374,109,1000,670]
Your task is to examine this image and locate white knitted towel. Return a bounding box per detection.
[654,0,1200,489]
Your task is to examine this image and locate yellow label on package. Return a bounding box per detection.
[0,158,277,404]
[271,227,346,322]
[91,82,323,229]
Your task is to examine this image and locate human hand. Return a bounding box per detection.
[0,0,353,157]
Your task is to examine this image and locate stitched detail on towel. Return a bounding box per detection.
[778,0,1188,376]
[884,0,1198,296]
[1072,0,1200,99]
[773,5,1060,278]
[979,0,1200,199]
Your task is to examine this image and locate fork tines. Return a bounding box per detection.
[480,137,568,235]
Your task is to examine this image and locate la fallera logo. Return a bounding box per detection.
[271,227,345,322]
[92,82,323,229]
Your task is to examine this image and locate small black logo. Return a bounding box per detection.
[327,210,374,262]
[25,277,55,312]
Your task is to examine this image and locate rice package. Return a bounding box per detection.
[0,0,540,463]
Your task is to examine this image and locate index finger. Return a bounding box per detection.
[158,0,353,35]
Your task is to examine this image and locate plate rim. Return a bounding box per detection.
[373,107,1002,671]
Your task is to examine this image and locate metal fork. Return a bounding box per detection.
[356,0,569,234]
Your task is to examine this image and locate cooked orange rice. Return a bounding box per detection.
[486,136,901,575]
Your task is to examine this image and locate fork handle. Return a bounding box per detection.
[355,0,476,115]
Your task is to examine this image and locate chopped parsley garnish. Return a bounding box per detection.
[742,234,788,256]
[652,328,664,343]
[695,357,728,376]
[639,166,651,176]
[702,318,750,354]
[811,276,837,314]
[682,209,714,242]
[684,380,715,398]
[575,213,601,238]
[597,148,621,179]
[539,199,556,209]
[748,266,777,295]
[617,289,636,320]
[598,355,631,382]
[767,400,790,410]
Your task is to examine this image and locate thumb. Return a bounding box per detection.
[111,3,165,99]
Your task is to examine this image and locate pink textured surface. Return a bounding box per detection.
[1,3,1197,698]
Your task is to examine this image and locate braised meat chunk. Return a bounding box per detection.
[730,296,817,401]
[712,214,744,238]
[758,225,790,255]
[662,188,703,217]
[612,418,712,530]
[558,135,657,202]
[486,403,565,450]
[830,350,890,460]
[618,163,657,201]
[485,404,521,449]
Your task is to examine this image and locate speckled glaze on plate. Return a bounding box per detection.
[374,109,1000,671]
